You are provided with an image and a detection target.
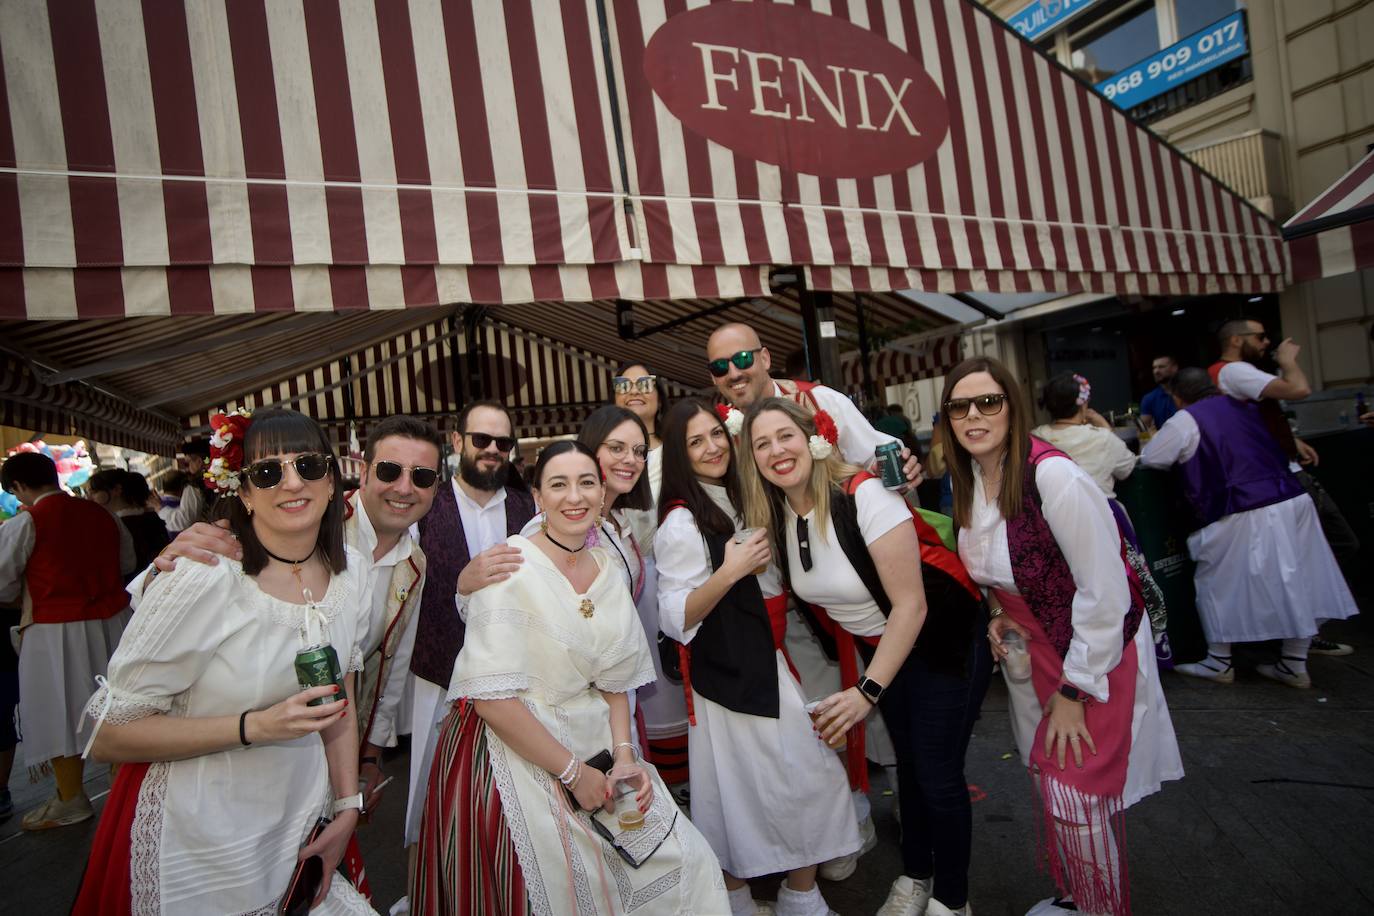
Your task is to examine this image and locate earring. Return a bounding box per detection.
[539,514,548,533]
[245,503,253,516]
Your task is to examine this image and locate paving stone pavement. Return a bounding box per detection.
[3,617,1370,915]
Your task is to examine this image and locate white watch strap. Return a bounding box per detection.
[332,792,364,814]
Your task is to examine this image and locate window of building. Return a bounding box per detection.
[1176,0,1244,37]
[1067,0,1162,85]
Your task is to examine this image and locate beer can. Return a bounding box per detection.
[295,643,346,707]
[875,441,905,490]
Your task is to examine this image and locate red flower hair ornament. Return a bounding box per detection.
[809,409,839,460]
[206,408,253,494]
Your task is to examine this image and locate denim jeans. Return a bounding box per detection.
[877,635,993,908]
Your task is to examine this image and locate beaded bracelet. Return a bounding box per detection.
[612,742,641,762]
[556,753,579,786]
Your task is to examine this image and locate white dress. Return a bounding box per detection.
[448,537,727,915]
[655,486,859,878]
[84,550,376,915]
[1139,410,1358,642]
[957,458,1184,809]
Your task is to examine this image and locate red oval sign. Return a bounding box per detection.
[643,3,950,180]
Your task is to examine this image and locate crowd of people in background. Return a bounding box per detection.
[0,315,1364,916]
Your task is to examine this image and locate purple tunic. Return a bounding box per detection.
[1178,396,1304,528]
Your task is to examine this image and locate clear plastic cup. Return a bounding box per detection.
[608,764,645,831]
[805,698,846,751]
[1000,630,1032,682]
[733,527,768,576]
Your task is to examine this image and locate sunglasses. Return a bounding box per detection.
[463,432,516,453]
[943,393,1008,421]
[372,460,439,488]
[706,348,763,378]
[796,515,813,573]
[613,375,658,395]
[245,453,333,490]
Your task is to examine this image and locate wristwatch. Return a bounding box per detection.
[1057,683,1088,703]
[332,792,365,815]
[856,676,886,705]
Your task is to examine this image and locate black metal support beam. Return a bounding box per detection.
[462,307,488,402]
[854,293,877,404]
[614,298,744,340]
[447,313,466,412]
[950,292,1006,320]
[797,280,842,388]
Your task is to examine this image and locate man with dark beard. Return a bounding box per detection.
[403,400,536,848]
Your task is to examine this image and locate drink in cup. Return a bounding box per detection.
[1000,630,1032,682]
[608,765,645,831]
[805,699,846,751]
[733,528,768,576]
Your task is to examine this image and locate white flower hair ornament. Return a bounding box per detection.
[714,402,744,437]
[808,409,840,460]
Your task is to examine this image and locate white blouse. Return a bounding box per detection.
[784,478,911,638]
[956,457,1129,702]
[655,482,781,645]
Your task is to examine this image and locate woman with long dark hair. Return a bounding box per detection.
[413,440,727,915]
[941,358,1182,916]
[655,399,857,916]
[73,408,374,914]
[740,397,985,916]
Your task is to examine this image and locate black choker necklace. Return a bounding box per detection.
[544,532,586,556]
[263,545,315,569]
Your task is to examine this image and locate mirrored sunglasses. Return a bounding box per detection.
[612,375,658,395]
[942,393,1008,421]
[246,453,333,490]
[706,348,762,378]
[372,460,439,488]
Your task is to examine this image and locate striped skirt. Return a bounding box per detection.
[411,699,531,916]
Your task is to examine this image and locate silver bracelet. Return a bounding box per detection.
[612,742,641,762]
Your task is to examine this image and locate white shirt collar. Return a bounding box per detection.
[452,478,507,513]
[349,490,414,569]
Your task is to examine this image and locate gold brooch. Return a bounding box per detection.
[395,587,408,602]
[579,598,595,619]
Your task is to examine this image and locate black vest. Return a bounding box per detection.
[776,488,979,680]
[687,528,780,719]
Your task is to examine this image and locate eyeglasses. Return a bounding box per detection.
[245,453,333,490]
[942,393,1008,421]
[372,460,439,488]
[796,515,812,573]
[706,348,763,378]
[463,432,516,453]
[602,440,648,462]
[613,375,658,396]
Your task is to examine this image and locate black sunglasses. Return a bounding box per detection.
[942,393,1008,421]
[613,375,658,395]
[706,348,762,378]
[796,515,812,573]
[245,453,333,490]
[372,460,439,488]
[463,432,516,453]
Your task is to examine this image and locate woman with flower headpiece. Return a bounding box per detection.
[73,408,377,915]
[739,397,986,916]
[1031,373,1138,509]
[655,398,857,916]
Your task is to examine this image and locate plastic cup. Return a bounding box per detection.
[733,528,768,576]
[1000,630,1032,682]
[608,764,645,831]
[805,699,846,751]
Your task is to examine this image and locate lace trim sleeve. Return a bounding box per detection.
[448,672,530,703]
[83,682,172,725]
[595,663,656,695]
[346,646,365,674]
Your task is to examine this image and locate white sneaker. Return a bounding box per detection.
[20,792,93,831]
[775,884,836,916]
[1256,659,1312,689]
[728,885,775,916]
[926,900,971,916]
[1173,657,1234,684]
[875,875,932,916]
[819,815,877,881]
[1024,898,1078,916]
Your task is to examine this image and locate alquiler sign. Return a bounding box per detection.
[643,3,950,180]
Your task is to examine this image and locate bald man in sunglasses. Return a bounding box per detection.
[127,415,447,823]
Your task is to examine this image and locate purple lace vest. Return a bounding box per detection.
[1006,438,1143,659]
[409,480,536,688]
[1179,395,1304,527]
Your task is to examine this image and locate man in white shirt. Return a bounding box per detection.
[1210,319,1359,656]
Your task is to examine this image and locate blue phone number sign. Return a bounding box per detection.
[1009,0,1103,43]
[1096,11,1248,110]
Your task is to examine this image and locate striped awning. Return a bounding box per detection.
[840,330,963,391]
[1283,149,1374,283]
[608,0,1286,296]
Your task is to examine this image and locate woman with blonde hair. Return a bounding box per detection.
[739,397,985,916]
[940,357,1182,916]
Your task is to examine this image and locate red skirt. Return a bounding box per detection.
[411,700,531,916]
[71,761,151,916]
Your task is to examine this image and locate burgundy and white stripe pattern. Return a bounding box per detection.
[1284,149,1374,283]
[182,317,644,439]
[0,0,641,317]
[609,0,1286,295]
[840,328,961,389]
[2,354,181,453]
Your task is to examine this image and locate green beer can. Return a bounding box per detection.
[875,441,905,489]
[295,643,346,707]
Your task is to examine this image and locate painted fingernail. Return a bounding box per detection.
[342,699,348,707]
[333,685,340,693]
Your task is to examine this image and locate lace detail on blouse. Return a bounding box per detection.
[129,761,170,916]
[448,672,529,702]
[84,683,170,726]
